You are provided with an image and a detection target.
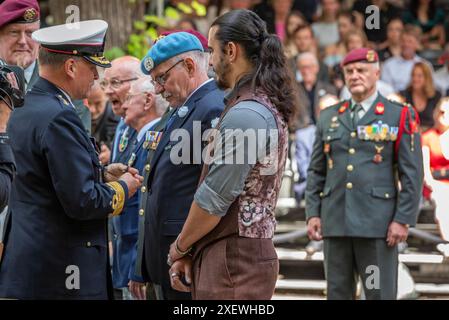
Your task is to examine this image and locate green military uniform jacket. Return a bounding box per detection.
[305,94,423,238]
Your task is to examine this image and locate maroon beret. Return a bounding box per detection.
[0,0,40,29]
[341,48,379,67]
[161,29,209,51]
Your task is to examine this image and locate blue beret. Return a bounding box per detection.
[141,32,204,75]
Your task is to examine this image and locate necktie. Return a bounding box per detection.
[164,111,177,132]
[112,121,126,161]
[352,103,363,127]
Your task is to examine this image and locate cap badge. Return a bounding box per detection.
[366,50,376,62]
[144,57,154,72]
[23,8,38,22]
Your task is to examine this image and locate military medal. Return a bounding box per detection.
[127,153,136,167]
[373,145,384,163]
[119,127,129,153]
[389,126,398,141]
[144,131,162,150]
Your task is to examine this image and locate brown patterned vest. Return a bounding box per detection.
[192,85,288,258]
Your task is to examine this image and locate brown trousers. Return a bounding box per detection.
[192,235,278,300]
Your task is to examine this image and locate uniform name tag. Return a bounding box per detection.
[357,121,398,142]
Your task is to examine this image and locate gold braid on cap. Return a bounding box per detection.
[107,182,125,216]
[89,56,110,66]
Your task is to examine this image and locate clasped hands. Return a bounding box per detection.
[104,163,143,198]
[167,238,193,292]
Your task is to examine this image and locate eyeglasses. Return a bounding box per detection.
[124,93,146,104]
[151,59,184,86]
[100,77,138,90]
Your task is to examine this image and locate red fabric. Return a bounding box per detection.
[341,47,379,67]
[395,106,420,157]
[422,128,449,198]
[0,0,40,29]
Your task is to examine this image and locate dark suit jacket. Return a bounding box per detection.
[0,77,128,299]
[92,102,119,149]
[297,80,337,125]
[27,63,92,135]
[141,80,224,296]
[134,109,173,280]
[111,124,156,288]
[27,61,39,92]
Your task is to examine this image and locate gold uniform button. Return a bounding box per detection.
[139,209,144,216]
[319,192,324,198]
[385,193,390,198]
[145,164,150,172]
[349,148,355,154]
[351,132,356,138]
[346,182,353,189]
[347,165,354,171]
[86,241,91,247]
[141,186,146,193]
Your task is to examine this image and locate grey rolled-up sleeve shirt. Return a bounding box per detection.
[194,100,278,217]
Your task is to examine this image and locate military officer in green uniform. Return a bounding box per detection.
[305,48,423,300]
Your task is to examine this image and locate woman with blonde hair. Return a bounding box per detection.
[400,62,442,131]
[422,97,449,256]
[343,29,368,52]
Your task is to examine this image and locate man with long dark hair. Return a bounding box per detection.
[167,9,297,299]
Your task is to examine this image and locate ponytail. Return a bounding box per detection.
[252,34,297,127]
[212,9,298,127]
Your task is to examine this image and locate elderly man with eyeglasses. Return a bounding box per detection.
[133,32,224,300]
[109,77,169,300]
[100,56,141,166]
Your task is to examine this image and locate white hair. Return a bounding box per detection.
[133,77,169,117]
[170,50,209,74]
[297,52,319,67]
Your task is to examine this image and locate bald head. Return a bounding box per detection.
[109,56,141,74]
[103,55,142,117]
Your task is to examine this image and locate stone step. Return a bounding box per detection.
[275,279,449,298]
[276,247,446,265]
